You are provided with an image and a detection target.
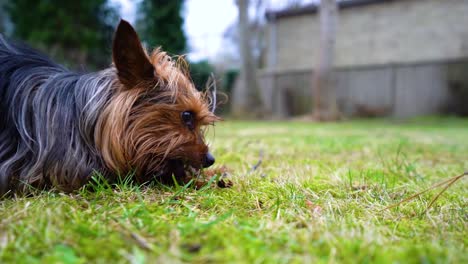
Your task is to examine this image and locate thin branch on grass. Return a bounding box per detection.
[111,217,153,251]
[129,232,153,251]
[424,172,466,212]
[381,171,467,212]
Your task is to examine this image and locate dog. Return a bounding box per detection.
[0,20,219,195]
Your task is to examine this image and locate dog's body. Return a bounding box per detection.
[0,20,218,195]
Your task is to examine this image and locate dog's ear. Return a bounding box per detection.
[113,19,154,89]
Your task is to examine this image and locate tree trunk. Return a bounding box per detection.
[312,0,340,121]
[232,0,264,117]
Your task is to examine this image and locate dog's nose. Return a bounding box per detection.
[202,152,215,168]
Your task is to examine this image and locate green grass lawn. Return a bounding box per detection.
[0,117,467,263]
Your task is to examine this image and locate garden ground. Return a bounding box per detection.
[0,117,467,263]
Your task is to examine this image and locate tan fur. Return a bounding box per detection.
[95,48,219,181]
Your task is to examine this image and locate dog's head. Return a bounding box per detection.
[96,20,219,182]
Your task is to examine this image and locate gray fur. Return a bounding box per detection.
[0,35,117,194]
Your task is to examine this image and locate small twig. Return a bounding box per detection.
[381,172,467,212]
[424,172,466,212]
[130,232,153,251]
[250,149,264,173]
[111,217,153,251]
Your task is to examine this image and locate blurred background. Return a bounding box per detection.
[1,0,467,120]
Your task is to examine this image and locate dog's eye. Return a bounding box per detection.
[181,111,195,130]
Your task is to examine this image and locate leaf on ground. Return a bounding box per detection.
[305,200,323,216]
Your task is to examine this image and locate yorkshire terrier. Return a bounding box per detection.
[0,20,219,195]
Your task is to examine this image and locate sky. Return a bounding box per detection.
[112,0,315,62]
[184,0,238,61]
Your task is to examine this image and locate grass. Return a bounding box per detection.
[0,117,467,263]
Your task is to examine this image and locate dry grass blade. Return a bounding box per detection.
[381,172,467,211]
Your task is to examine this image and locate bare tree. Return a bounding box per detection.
[232,0,264,117]
[312,0,340,121]
[218,0,265,71]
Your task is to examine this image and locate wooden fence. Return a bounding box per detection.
[258,59,468,118]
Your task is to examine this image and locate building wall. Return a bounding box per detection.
[269,0,468,71]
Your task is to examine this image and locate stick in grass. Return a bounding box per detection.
[382,171,467,212]
[424,172,466,212]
